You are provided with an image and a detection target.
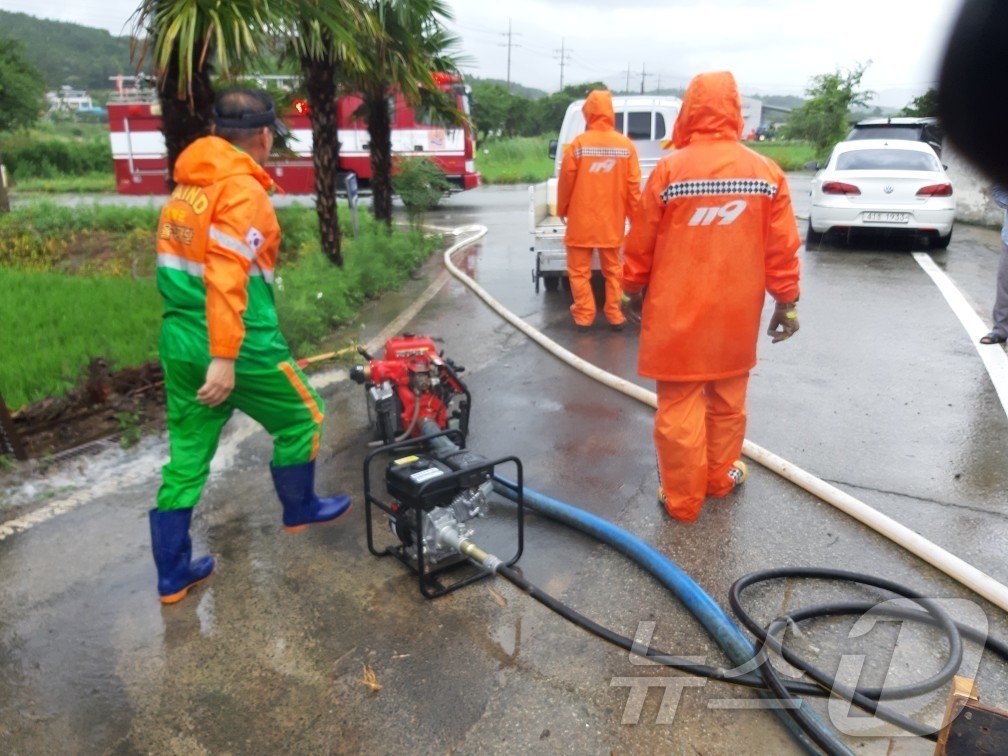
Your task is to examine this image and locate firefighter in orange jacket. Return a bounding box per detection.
[149,88,352,604]
[557,90,641,330]
[622,71,801,522]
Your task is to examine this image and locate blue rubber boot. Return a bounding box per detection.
[270,460,352,533]
[148,508,215,604]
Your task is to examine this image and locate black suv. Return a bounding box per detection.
[846,117,944,157]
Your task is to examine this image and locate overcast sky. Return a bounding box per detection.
[0,0,965,106]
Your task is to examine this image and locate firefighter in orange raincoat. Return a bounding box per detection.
[622,71,801,522]
[557,90,641,330]
[149,88,352,605]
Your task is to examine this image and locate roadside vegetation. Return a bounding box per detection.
[0,202,440,408]
[476,136,554,184]
[745,141,817,171]
[783,63,872,158]
[476,135,816,184]
[0,119,114,193]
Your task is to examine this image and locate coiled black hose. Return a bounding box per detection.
[495,561,1008,748]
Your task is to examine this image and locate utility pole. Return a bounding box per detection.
[639,63,653,94]
[625,63,631,94]
[503,18,514,91]
[554,38,572,91]
[501,18,524,91]
[656,73,661,94]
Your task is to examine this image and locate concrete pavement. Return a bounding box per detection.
[2,182,1008,754]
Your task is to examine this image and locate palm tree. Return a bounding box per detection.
[283,6,369,266]
[345,0,465,227]
[130,0,268,185]
[132,0,363,266]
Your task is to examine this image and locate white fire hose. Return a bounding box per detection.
[437,223,1008,615]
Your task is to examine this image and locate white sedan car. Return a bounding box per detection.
[807,139,955,248]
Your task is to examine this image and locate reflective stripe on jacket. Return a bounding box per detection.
[155,136,288,364]
[623,72,801,382]
[557,90,642,249]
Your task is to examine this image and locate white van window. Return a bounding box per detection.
[627,111,651,140]
[654,112,667,139]
[615,112,624,132]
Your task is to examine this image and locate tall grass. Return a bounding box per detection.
[0,203,441,407]
[476,136,555,184]
[0,269,161,407]
[0,201,162,235]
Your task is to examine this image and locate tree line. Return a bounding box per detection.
[469,81,606,141]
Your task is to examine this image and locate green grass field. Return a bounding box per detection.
[0,203,439,408]
[12,172,117,194]
[476,136,555,184]
[0,268,161,408]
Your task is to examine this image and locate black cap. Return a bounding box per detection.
[213,104,289,138]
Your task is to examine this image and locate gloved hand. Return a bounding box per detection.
[767,301,799,343]
[622,291,644,325]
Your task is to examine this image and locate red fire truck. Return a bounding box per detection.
[106,74,481,195]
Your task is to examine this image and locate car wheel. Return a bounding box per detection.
[932,230,953,249]
[543,274,560,292]
[805,223,825,246]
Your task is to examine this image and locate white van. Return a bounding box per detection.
[530,95,682,292]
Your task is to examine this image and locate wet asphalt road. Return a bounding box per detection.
[2,179,1008,755]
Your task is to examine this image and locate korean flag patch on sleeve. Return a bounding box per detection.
[245,227,265,252]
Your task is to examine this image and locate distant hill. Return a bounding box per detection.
[467,75,548,100]
[750,94,806,110]
[0,10,137,91]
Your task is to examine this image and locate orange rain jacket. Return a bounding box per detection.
[156,136,287,365]
[557,90,642,249]
[623,71,801,382]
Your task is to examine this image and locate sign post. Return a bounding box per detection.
[344,172,360,237]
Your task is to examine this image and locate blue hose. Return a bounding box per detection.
[493,477,851,756]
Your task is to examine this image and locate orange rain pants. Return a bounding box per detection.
[567,246,624,326]
[654,373,749,522]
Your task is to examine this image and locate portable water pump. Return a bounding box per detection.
[351,335,523,598]
[349,334,470,445]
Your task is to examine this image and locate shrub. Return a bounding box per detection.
[392,157,453,226]
[276,225,440,354]
[2,136,112,179]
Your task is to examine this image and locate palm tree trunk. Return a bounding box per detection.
[159,50,214,189]
[367,90,394,229]
[302,51,343,266]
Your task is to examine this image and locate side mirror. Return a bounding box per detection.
[548,139,558,160]
[803,161,820,171]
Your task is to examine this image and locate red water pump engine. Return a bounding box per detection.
[350,334,470,444]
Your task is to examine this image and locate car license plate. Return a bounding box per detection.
[863,211,910,224]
